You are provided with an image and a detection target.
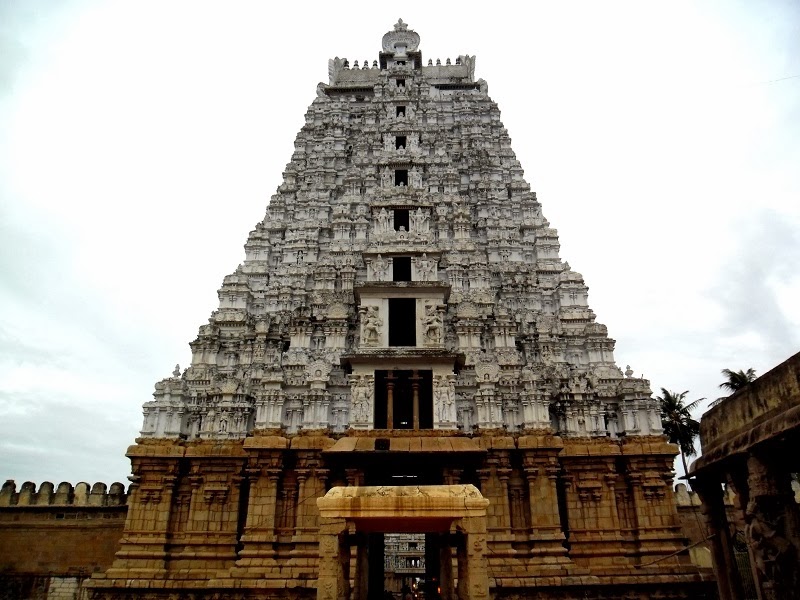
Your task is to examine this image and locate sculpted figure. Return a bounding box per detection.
[423,304,443,345]
[375,207,391,234]
[410,207,429,233]
[410,166,423,188]
[352,381,373,422]
[381,166,392,187]
[414,253,436,281]
[362,306,383,346]
[435,377,456,422]
[371,254,389,280]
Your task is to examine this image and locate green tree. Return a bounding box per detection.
[658,388,704,478]
[709,368,757,408]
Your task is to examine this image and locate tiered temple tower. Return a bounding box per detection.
[88,21,711,600]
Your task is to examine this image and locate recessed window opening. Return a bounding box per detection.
[389,298,416,346]
[393,256,411,281]
[393,208,409,231]
[395,135,407,149]
[396,106,406,117]
[396,60,406,66]
[373,369,433,429]
[396,78,405,87]
[395,169,408,187]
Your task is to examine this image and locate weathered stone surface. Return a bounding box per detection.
[692,351,800,600]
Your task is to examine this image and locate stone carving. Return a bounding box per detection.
[410,207,429,234]
[361,306,383,347]
[368,254,390,281]
[349,374,374,424]
[305,360,332,383]
[434,375,456,424]
[409,166,422,188]
[475,360,501,384]
[422,304,443,346]
[375,207,391,234]
[414,253,436,281]
[138,19,652,442]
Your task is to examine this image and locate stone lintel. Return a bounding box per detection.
[317,484,489,521]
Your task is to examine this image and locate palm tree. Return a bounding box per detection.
[658,388,704,478]
[709,368,757,408]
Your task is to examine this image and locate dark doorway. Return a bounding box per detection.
[367,533,385,600]
[388,298,416,346]
[393,208,409,231]
[393,256,411,281]
[395,169,408,187]
[374,370,433,429]
[396,135,407,149]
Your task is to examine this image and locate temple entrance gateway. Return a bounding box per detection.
[316,485,489,600]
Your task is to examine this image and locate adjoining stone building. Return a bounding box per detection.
[2,20,715,600]
[691,351,800,600]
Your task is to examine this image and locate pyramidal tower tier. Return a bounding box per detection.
[141,20,660,440]
[98,22,708,600]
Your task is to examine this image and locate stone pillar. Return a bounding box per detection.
[621,441,686,563]
[695,478,745,600]
[317,518,349,600]
[438,533,455,599]
[456,517,489,600]
[105,444,184,574]
[353,533,369,600]
[411,370,421,430]
[386,372,395,429]
[237,443,285,568]
[519,435,567,559]
[744,452,800,600]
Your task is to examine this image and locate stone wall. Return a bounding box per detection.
[0,481,127,600]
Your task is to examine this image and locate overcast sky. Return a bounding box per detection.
[1,1,798,487]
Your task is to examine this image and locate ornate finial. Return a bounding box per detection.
[383,20,420,54]
[625,365,633,378]
[173,364,181,377]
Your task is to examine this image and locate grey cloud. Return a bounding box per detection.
[0,389,138,484]
[710,209,800,359]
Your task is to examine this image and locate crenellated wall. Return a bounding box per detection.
[0,481,128,600]
[0,480,127,508]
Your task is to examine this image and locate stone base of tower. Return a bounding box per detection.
[82,430,715,600]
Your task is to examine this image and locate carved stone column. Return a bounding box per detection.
[520,437,569,560]
[411,369,421,430]
[105,444,183,574]
[695,477,745,600]
[316,518,350,600]
[456,516,489,600]
[236,440,286,568]
[386,371,396,429]
[744,452,800,600]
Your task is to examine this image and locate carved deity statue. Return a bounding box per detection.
[410,207,429,233]
[351,379,374,423]
[434,375,456,423]
[362,306,383,346]
[381,166,392,188]
[414,253,436,281]
[423,304,443,345]
[375,208,391,234]
[370,254,389,280]
[409,166,423,188]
